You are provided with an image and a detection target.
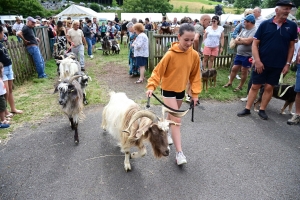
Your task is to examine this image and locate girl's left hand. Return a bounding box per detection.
[146,90,153,97]
[192,97,199,107]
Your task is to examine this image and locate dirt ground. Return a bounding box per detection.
[96,60,148,102]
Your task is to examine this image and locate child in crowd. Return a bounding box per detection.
[146,23,201,165]
[0,62,10,128]
[115,31,121,43]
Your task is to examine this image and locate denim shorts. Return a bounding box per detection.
[161,89,185,100]
[252,66,282,86]
[135,57,148,67]
[295,64,300,92]
[3,65,14,81]
[234,55,252,68]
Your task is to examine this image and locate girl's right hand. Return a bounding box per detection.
[146,90,153,97]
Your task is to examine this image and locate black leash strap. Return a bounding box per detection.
[150,93,194,122]
[190,100,194,122]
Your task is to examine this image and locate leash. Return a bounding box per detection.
[279,85,293,97]
[277,73,293,97]
[148,93,195,122]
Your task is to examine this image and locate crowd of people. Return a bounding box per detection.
[0,1,299,166]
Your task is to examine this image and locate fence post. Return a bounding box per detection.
[148,31,155,72]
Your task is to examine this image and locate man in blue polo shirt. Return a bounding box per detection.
[237,0,297,120]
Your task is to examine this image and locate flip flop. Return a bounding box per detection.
[1,120,10,125]
[233,86,243,92]
[6,113,14,118]
[223,83,232,88]
[11,110,23,114]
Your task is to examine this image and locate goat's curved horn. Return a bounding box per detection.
[162,106,190,118]
[69,75,82,83]
[123,110,158,133]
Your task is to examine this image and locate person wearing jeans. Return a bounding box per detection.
[17,16,47,78]
[67,20,87,70]
[26,45,46,78]
[83,19,93,59]
[71,44,85,68]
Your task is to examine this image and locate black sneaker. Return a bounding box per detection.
[258,110,268,120]
[237,109,251,117]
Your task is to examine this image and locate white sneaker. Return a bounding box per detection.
[240,96,248,102]
[90,55,94,58]
[176,151,187,165]
[185,94,191,102]
[167,133,173,145]
[236,75,241,79]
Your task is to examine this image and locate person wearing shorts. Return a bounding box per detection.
[223,14,256,92]
[132,23,148,84]
[146,24,201,166]
[0,26,23,120]
[287,57,300,125]
[161,90,185,100]
[238,2,297,120]
[202,15,224,70]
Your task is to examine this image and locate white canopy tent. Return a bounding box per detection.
[55,4,99,20]
[121,13,162,22]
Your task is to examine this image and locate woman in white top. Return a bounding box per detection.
[203,15,224,70]
[132,23,149,84]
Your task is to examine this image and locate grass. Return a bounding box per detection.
[170,0,237,13]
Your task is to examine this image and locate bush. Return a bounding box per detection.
[204,8,215,13]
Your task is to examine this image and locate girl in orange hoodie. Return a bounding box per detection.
[146,23,202,165]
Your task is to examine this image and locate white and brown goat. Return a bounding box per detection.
[102,92,181,172]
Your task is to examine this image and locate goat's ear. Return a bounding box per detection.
[53,86,58,94]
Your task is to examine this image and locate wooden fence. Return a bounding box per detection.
[3,26,52,85]
[147,25,235,71]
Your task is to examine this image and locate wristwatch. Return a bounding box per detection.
[286,62,291,66]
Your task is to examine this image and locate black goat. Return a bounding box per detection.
[54,75,85,144]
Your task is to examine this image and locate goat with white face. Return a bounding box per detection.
[57,57,81,81]
[54,75,85,144]
[102,92,178,171]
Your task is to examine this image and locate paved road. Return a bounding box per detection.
[0,99,299,200]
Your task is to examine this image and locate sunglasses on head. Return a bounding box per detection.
[211,20,217,22]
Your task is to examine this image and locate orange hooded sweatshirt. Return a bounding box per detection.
[147,42,202,98]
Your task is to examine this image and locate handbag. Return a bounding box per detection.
[229,38,236,49]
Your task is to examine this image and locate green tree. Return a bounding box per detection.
[297,6,300,19]
[90,3,100,12]
[122,0,173,13]
[234,0,260,8]
[184,5,189,13]
[112,0,118,7]
[0,0,48,17]
[173,6,183,13]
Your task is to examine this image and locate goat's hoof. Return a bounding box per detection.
[74,140,79,144]
[124,164,131,172]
